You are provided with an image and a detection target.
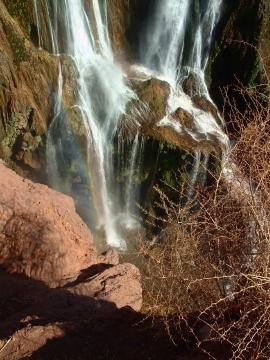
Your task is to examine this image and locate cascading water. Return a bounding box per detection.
[141,0,223,98]
[32,0,41,49]
[125,133,143,217]
[141,0,190,81]
[186,151,201,199]
[139,0,229,186]
[139,1,260,256]
[34,0,139,250]
[138,0,260,290]
[33,0,233,252]
[46,63,63,193]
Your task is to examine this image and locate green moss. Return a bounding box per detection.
[0,51,9,88]
[130,78,170,122]
[3,22,28,66]
[11,35,28,66]
[21,135,43,152]
[2,109,31,150]
[3,0,33,35]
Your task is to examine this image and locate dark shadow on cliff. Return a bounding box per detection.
[0,268,188,360]
[0,268,117,340]
[62,263,114,288]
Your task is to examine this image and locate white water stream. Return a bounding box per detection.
[141,0,223,91]
[32,0,237,251]
[34,0,138,250]
[139,0,262,280]
[140,0,230,185]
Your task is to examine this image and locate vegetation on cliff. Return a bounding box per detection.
[141,77,270,360]
[0,2,58,181]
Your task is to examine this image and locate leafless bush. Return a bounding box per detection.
[140,79,270,359]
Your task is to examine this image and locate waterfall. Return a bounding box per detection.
[140,1,261,253]
[34,0,136,250]
[187,151,201,199]
[32,0,41,49]
[200,154,210,186]
[125,133,140,215]
[140,0,229,186]
[141,0,223,95]
[191,0,223,72]
[141,0,190,80]
[139,0,261,273]
[125,134,144,217]
[46,63,63,193]
[33,0,231,251]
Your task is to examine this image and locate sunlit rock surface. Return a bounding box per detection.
[0,160,97,286]
[0,160,142,312]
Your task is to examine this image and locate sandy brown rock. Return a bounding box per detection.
[0,160,97,287]
[193,95,219,122]
[68,263,142,312]
[0,324,65,360]
[0,161,142,314]
[97,249,119,266]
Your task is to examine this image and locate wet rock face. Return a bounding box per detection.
[127,74,221,153]
[127,76,192,149]
[0,2,58,181]
[207,0,270,111]
[182,74,199,98]
[192,95,219,122]
[130,77,171,123]
[108,0,152,61]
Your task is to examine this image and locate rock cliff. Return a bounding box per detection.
[0,160,142,311]
[0,1,59,181]
[207,0,270,110]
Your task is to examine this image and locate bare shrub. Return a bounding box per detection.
[140,81,270,359]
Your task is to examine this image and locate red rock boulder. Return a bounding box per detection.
[0,160,97,287]
[0,161,142,313]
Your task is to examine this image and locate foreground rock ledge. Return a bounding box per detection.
[0,161,142,312]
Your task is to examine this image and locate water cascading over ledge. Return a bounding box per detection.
[137,0,228,147]
[33,0,144,250]
[135,0,229,191]
[33,0,230,251]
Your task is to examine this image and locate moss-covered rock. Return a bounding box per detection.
[126,74,221,153]
[207,0,270,112]
[0,1,59,181]
[3,0,34,36]
[131,77,170,121]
